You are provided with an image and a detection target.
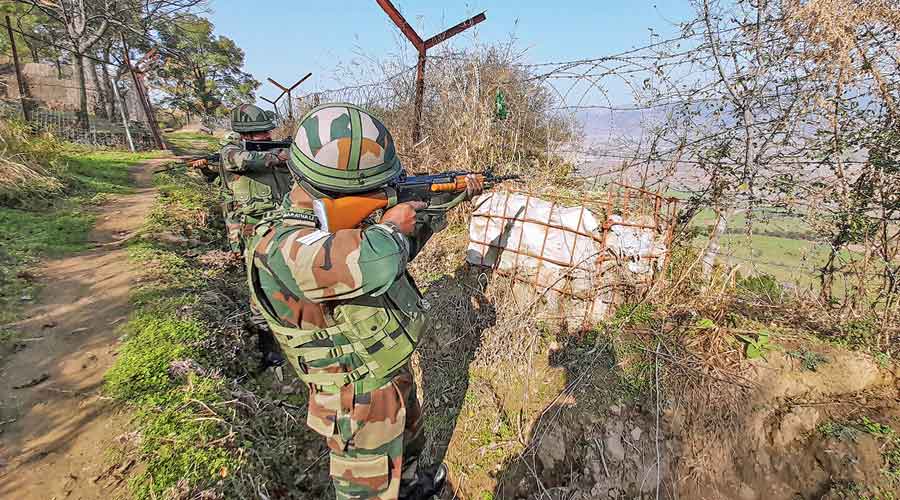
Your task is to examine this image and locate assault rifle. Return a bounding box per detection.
[244,140,291,152]
[312,170,519,232]
[153,153,221,174]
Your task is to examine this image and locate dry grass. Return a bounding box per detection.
[291,43,578,186]
[783,0,900,113]
[0,120,67,207]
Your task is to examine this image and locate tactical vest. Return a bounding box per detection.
[230,170,292,218]
[245,215,427,394]
[219,145,292,220]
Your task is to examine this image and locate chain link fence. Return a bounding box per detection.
[0,98,156,150]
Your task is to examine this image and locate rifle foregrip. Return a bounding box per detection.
[431,181,460,192]
[430,174,485,193]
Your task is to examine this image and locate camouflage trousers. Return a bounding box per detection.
[224,217,243,254]
[307,366,425,500]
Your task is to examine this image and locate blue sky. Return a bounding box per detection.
[207,1,694,102]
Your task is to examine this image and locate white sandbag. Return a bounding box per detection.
[605,214,668,274]
[466,192,602,295]
[466,191,671,324]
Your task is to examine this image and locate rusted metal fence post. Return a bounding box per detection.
[268,72,312,121]
[260,95,280,118]
[5,15,32,121]
[375,0,486,144]
[413,51,426,144]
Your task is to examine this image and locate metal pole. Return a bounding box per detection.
[267,73,310,121]
[109,75,135,152]
[121,33,165,150]
[287,90,293,120]
[413,51,426,143]
[374,1,486,146]
[5,15,31,121]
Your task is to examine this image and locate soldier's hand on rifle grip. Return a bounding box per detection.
[189,159,208,168]
[380,201,427,235]
[465,174,484,199]
[275,148,290,162]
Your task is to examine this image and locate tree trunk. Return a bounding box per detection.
[99,56,116,119]
[116,79,130,120]
[87,56,108,120]
[55,57,63,78]
[74,53,90,128]
[702,206,733,277]
[820,247,837,304]
[25,40,39,62]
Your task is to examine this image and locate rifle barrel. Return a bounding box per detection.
[486,174,520,181]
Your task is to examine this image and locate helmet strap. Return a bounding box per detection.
[297,179,332,200]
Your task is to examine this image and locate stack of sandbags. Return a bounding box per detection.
[466,192,603,295]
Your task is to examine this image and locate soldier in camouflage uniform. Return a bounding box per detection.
[221,104,293,255]
[245,103,482,499]
[194,104,293,369]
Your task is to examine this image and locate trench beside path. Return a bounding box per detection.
[0,161,164,500]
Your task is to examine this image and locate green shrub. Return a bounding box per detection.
[611,302,657,327]
[736,274,783,303]
[839,318,878,349]
[786,348,829,371]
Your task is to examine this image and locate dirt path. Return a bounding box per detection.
[0,160,165,500]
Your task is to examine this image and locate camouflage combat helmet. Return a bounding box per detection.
[220,131,241,147]
[289,103,401,193]
[231,104,275,133]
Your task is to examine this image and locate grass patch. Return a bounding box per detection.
[106,312,208,402]
[64,150,162,196]
[0,135,164,333]
[0,208,94,324]
[106,170,330,500]
[106,171,240,499]
[106,310,234,499]
[164,131,219,154]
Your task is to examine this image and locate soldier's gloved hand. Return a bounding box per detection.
[189,159,208,168]
[381,201,427,235]
[275,148,290,162]
[465,174,484,198]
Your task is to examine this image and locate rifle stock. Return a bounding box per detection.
[314,192,390,232]
[313,171,518,232]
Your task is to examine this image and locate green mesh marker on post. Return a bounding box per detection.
[495,89,509,121]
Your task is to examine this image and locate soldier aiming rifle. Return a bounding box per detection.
[245,103,516,500]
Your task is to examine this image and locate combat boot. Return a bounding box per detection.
[399,463,448,500]
[256,326,285,370]
[245,312,285,371]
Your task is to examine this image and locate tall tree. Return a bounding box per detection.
[153,15,260,121]
[14,1,114,126]
[13,0,202,127]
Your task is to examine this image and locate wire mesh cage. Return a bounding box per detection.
[466,184,679,330]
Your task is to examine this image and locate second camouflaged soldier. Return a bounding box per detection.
[211,104,293,369]
[245,103,482,499]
